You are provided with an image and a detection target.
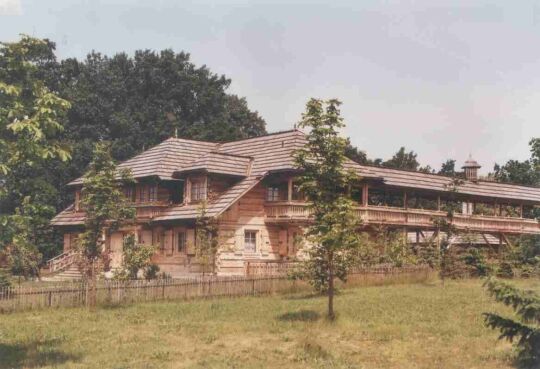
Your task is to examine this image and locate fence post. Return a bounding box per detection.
[251,278,255,296]
[48,291,52,307]
[161,281,165,299]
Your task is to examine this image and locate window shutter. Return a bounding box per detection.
[278,230,288,256]
[164,230,173,256]
[186,228,195,255]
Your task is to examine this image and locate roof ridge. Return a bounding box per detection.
[208,151,254,159]
[358,162,540,190]
[218,129,302,144]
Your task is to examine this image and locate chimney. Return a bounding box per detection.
[462,155,481,182]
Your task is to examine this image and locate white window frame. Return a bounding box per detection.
[244,230,258,253]
[190,178,207,202]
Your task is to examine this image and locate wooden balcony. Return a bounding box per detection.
[264,202,540,235]
[134,202,170,219]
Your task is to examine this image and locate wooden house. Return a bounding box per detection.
[49,130,540,276]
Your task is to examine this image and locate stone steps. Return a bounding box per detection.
[41,264,83,281]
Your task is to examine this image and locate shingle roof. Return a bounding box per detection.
[50,205,85,226]
[68,138,218,185]
[360,165,540,203]
[56,129,540,226]
[174,152,252,178]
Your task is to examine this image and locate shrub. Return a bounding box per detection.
[483,278,540,368]
[461,248,491,277]
[496,262,515,279]
[0,269,12,288]
[144,264,160,280]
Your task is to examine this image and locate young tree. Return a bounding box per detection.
[484,278,540,368]
[294,98,363,320]
[0,35,71,262]
[114,234,155,280]
[195,200,219,275]
[78,143,135,306]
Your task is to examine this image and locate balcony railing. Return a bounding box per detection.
[133,201,170,219]
[264,202,540,234]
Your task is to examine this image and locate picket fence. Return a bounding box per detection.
[0,265,433,313]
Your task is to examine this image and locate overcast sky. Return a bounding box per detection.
[1,0,540,173]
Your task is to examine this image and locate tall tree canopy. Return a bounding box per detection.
[438,159,457,176]
[492,138,540,186]
[382,147,420,171]
[47,49,266,209]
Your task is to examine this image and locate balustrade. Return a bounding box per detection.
[264,202,540,234]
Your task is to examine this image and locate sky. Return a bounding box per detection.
[1,0,539,173]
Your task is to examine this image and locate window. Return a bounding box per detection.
[139,185,147,202]
[124,186,136,202]
[177,232,186,253]
[244,230,257,252]
[190,179,206,202]
[149,185,157,202]
[267,187,280,202]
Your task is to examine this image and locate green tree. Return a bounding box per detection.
[195,200,219,275]
[492,138,540,186]
[344,138,368,164]
[483,279,540,368]
[382,147,420,171]
[294,98,363,320]
[0,35,70,264]
[78,143,135,306]
[438,159,457,176]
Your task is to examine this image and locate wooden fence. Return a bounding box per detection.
[0,266,433,313]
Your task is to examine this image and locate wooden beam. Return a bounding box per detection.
[481,233,491,246]
[501,233,514,248]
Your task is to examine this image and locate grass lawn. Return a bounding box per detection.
[0,278,538,369]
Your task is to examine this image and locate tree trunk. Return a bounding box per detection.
[328,251,335,320]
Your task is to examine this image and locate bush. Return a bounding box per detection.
[0,269,12,288]
[144,263,160,280]
[496,262,514,278]
[461,248,491,277]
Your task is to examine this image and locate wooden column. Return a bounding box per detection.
[287,179,293,202]
[519,204,523,218]
[437,196,441,211]
[403,191,408,209]
[362,183,369,207]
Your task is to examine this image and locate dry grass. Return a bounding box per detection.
[0,278,538,369]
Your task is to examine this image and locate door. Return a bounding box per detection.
[110,232,124,268]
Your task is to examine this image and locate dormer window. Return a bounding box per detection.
[190,178,207,202]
